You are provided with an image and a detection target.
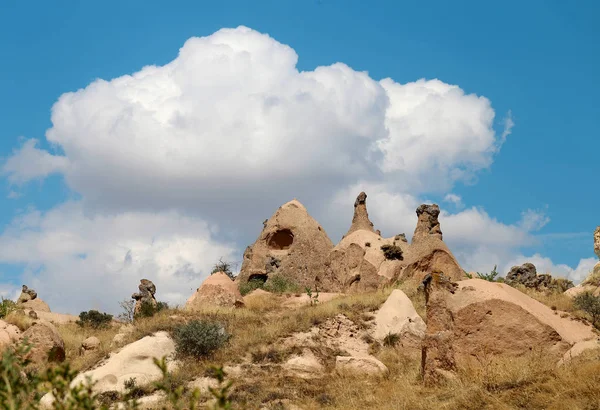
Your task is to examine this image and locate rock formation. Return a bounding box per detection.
[185,272,245,310]
[16,285,51,313]
[80,336,100,356]
[567,228,600,297]
[236,199,334,291]
[448,279,597,362]
[421,272,458,386]
[22,321,66,365]
[413,204,443,242]
[595,226,600,259]
[0,320,21,352]
[132,279,157,315]
[345,191,375,235]
[505,263,573,291]
[371,289,425,347]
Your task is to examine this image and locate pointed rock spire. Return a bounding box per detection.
[413,204,442,243]
[594,226,600,259]
[346,192,375,236]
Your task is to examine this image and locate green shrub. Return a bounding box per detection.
[135,300,169,319]
[573,292,600,328]
[264,275,300,294]
[381,244,403,260]
[0,298,16,319]
[239,278,265,296]
[76,310,113,329]
[174,320,230,359]
[383,332,400,347]
[476,265,500,282]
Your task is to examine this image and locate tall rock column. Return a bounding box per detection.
[594,226,600,259]
[345,192,375,236]
[421,271,458,386]
[413,204,442,243]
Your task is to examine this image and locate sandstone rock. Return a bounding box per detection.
[372,289,425,346]
[236,199,334,291]
[449,279,596,360]
[41,331,177,408]
[283,350,325,379]
[558,339,600,366]
[132,279,157,315]
[21,321,65,364]
[20,298,51,313]
[111,333,127,347]
[17,285,37,303]
[346,191,375,235]
[413,204,443,242]
[335,355,388,376]
[185,272,244,310]
[188,377,219,394]
[421,272,458,386]
[505,263,573,291]
[0,320,21,351]
[80,336,101,355]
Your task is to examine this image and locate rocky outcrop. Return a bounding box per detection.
[132,279,157,315]
[505,263,573,291]
[185,272,244,310]
[371,289,425,347]
[16,285,51,313]
[0,320,21,352]
[421,272,459,386]
[80,336,100,356]
[21,321,65,365]
[283,350,325,379]
[41,332,177,407]
[335,356,388,376]
[413,204,443,242]
[449,279,597,362]
[594,226,600,259]
[345,191,375,236]
[567,229,600,297]
[236,199,334,291]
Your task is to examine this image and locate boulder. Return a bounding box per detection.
[21,321,65,364]
[80,336,101,356]
[505,263,545,288]
[16,285,51,313]
[132,279,157,315]
[283,350,325,379]
[0,320,21,351]
[185,272,244,310]
[558,339,600,366]
[236,199,335,291]
[372,289,425,346]
[335,355,388,376]
[16,285,37,303]
[448,279,596,360]
[41,331,177,407]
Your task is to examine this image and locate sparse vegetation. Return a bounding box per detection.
[573,292,600,328]
[174,320,230,359]
[76,310,113,329]
[264,274,300,294]
[238,277,265,296]
[135,300,169,319]
[306,286,320,306]
[0,298,16,319]
[475,265,500,282]
[212,258,236,281]
[117,299,135,323]
[381,244,403,260]
[383,332,400,347]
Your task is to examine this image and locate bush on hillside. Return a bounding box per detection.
[381,244,403,261]
[0,298,16,319]
[573,292,600,328]
[76,310,113,329]
[264,275,301,294]
[135,300,169,319]
[212,258,236,281]
[239,278,266,296]
[476,265,500,282]
[174,320,230,359]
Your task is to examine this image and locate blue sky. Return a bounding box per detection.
[0,0,598,313]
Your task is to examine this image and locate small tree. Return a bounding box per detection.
[0,298,16,319]
[174,320,230,359]
[573,292,600,328]
[212,258,236,281]
[381,244,403,260]
[77,310,113,329]
[117,299,135,323]
[476,265,500,282]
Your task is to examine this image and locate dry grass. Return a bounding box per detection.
[4,311,36,331]
[512,284,575,312]
[56,322,121,372]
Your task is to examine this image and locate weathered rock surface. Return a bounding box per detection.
[80,336,100,356]
[132,279,157,315]
[17,285,37,303]
[449,279,597,359]
[413,204,443,242]
[21,321,65,364]
[16,285,51,312]
[558,339,600,366]
[283,350,325,379]
[345,191,375,235]
[421,272,459,386]
[41,332,177,408]
[335,356,388,376]
[0,320,21,351]
[185,272,244,310]
[594,226,600,259]
[236,199,334,291]
[372,289,425,347]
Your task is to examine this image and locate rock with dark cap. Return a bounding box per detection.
[132,279,157,315]
[346,192,375,235]
[413,204,442,242]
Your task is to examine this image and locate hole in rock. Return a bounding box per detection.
[248,273,268,285]
[267,229,294,250]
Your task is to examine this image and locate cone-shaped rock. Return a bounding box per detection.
[346,192,375,236]
[236,199,335,291]
[185,272,244,310]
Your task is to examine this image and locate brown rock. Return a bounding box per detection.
[185,272,244,310]
[80,336,101,355]
[421,272,458,386]
[21,321,65,364]
[335,355,388,376]
[595,226,600,259]
[413,204,442,242]
[20,298,51,313]
[17,285,37,304]
[346,192,375,235]
[236,199,334,291]
[0,320,21,352]
[132,279,157,315]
